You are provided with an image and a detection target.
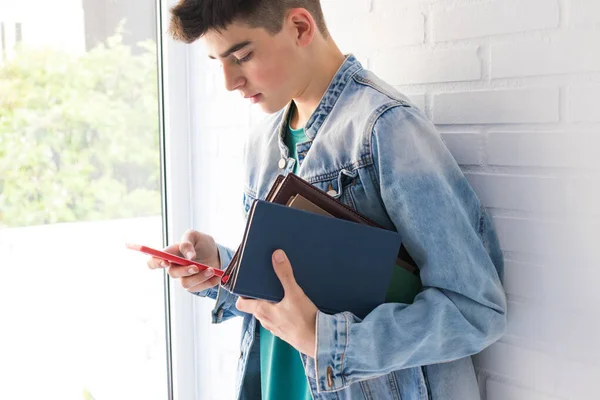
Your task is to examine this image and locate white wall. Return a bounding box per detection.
[188,1,600,399]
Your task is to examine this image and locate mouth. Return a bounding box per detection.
[243,93,262,104]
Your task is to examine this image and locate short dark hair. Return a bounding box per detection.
[169,0,328,43]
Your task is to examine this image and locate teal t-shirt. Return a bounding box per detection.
[260,118,312,400]
[284,120,310,174]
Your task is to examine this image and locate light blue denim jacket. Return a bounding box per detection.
[197,55,507,400]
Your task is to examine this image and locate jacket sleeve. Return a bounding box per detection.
[193,242,245,323]
[313,104,507,393]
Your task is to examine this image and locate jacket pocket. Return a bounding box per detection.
[311,168,360,211]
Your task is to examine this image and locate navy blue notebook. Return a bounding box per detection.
[224,200,402,318]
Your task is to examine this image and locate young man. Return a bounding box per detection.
[147,1,507,399]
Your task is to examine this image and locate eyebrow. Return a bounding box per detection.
[208,41,252,59]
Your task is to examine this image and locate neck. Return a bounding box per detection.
[289,40,346,130]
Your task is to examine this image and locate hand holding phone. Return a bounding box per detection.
[126,243,226,279]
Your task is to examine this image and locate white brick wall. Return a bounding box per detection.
[189,1,600,399]
[491,30,600,78]
[372,47,482,85]
[432,0,559,42]
[569,84,600,122]
[570,0,600,26]
[433,89,560,124]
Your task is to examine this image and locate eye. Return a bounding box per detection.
[235,52,253,65]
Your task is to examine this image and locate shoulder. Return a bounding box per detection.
[343,67,433,140]
[352,68,415,106]
[345,74,445,168]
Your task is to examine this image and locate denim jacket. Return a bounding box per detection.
[197,55,507,400]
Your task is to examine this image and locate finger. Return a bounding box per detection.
[235,296,249,313]
[179,229,204,260]
[146,243,181,269]
[179,244,195,260]
[186,276,221,293]
[182,274,221,292]
[272,250,297,294]
[236,297,275,321]
[168,265,214,279]
[235,296,263,314]
[147,257,164,270]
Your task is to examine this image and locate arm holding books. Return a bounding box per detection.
[235,249,319,357]
[312,105,507,393]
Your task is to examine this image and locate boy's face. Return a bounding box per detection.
[202,21,303,114]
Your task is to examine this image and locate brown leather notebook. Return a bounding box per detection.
[222,174,418,288]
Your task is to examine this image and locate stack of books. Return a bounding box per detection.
[220,174,422,319]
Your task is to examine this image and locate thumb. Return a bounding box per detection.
[272,250,297,293]
[180,230,201,260]
[179,240,196,260]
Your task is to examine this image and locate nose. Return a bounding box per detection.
[222,63,245,92]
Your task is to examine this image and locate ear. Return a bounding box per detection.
[286,8,316,47]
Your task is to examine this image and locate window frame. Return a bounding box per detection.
[157,0,199,399]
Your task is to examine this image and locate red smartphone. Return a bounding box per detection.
[126,243,225,279]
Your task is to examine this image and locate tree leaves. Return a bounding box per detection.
[0,34,160,227]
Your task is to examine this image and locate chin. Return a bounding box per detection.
[259,99,290,114]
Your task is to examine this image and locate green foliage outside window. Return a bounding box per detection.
[0,32,160,228]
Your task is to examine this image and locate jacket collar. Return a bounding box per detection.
[277,54,363,144]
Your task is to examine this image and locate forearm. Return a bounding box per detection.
[193,242,245,323]
[313,285,506,392]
